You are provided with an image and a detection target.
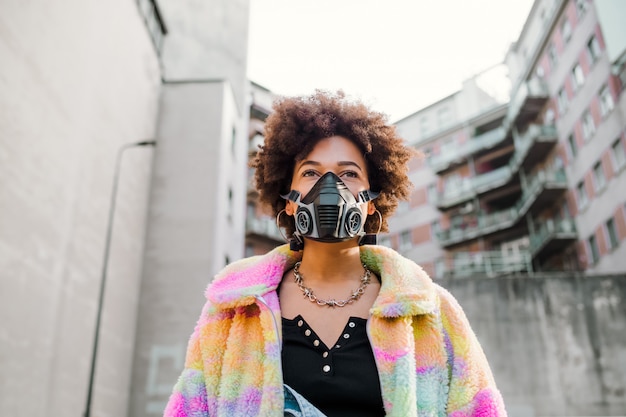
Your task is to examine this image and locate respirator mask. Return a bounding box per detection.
[282,172,379,250]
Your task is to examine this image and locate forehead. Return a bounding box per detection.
[300,136,365,162]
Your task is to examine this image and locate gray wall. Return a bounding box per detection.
[0,1,161,416]
[128,1,251,414]
[445,273,626,416]
[129,81,249,416]
[158,0,250,111]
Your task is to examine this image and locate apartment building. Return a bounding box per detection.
[244,82,286,255]
[391,0,626,278]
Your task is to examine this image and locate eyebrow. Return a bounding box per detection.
[296,160,364,172]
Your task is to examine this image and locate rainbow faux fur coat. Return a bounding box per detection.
[164,244,506,417]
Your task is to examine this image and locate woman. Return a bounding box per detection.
[164,91,506,417]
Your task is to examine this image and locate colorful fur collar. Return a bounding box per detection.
[207,244,437,317]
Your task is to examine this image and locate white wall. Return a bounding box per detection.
[0,1,161,416]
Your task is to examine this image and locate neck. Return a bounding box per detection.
[298,238,364,283]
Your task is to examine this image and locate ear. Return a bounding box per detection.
[285,201,296,216]
[367,201,376,216]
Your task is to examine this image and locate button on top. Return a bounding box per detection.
[322,365,331,373]
[313,340,320,347]
[348,322,356,328]
[343,333,350,339]
[304,329,311,336]
[297,319,304,327]
[322,351,329,358]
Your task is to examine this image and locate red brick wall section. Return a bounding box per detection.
[597,226,608,257]
[411,223,431,245]
[603,152,614,181]
[616,204,626,241]
[411,187,427,208]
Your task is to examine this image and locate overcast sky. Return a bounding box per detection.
[247,0,535,121]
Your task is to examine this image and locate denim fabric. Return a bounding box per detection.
[283,384,327,417]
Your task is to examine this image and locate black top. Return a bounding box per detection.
[281,315,385,417]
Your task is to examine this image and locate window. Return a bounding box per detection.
[420,116,430,137]
[577,181,588,210]
[548,43,558,67]
[431,220,440,235]
[536,66,545,78]
[228,188,233,223]
[441,137,455,154]
[599,86,615,117]
[582,111,595,141]
[605,218,619,250]
[611,138,626,170]
[588,235,599,264]
[557,88,569,114]
[562,19,572,43]
[592,161,606,192]
[568,134,578,158]
[587,36,601,63]
[400,230,412,251]
[545,108,555,124]
[576,0,588,18]
[571,64,585,91]
[437,107,451,128]
[427,184,437,203]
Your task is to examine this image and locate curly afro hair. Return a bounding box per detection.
[251,90,417,238]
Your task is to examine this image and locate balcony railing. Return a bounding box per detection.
[436,250,533,279]
[436,167,567,246]
[434,124,557,209]
[429,127,506,173]
[437,164,512,208]
[512,124,558,168]
[246,216,284,242]
[530,218,577,256]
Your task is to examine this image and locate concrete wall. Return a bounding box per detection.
[444,273,626,416]
[128,1,251,414]
[129,81,248,416]
[158,0,250,111]
[0,1,161,416]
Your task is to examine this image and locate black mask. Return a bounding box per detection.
[282,172,379,247]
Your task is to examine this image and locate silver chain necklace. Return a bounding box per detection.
[292,261,372,308]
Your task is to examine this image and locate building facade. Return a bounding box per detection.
[392,0,626,279]
[244,82,285,256]
[0,0,251,416]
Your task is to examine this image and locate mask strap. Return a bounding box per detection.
[359,209,383,246]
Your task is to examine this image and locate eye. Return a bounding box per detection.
[341,170,359,179]
[302,169,319,177]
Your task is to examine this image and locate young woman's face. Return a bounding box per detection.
[286,135,375,216]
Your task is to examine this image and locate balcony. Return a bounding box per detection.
[434,123,558,210]
[436,250,533,279]
[505,78,549,130]
[513,124,558,170]
[529,218,578,259]
[436,164,514,209]
[246,216,284,242]
[429,127,507,173]
[517,168,568,215]
[436,168,568,247]
[436,207,518,247]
